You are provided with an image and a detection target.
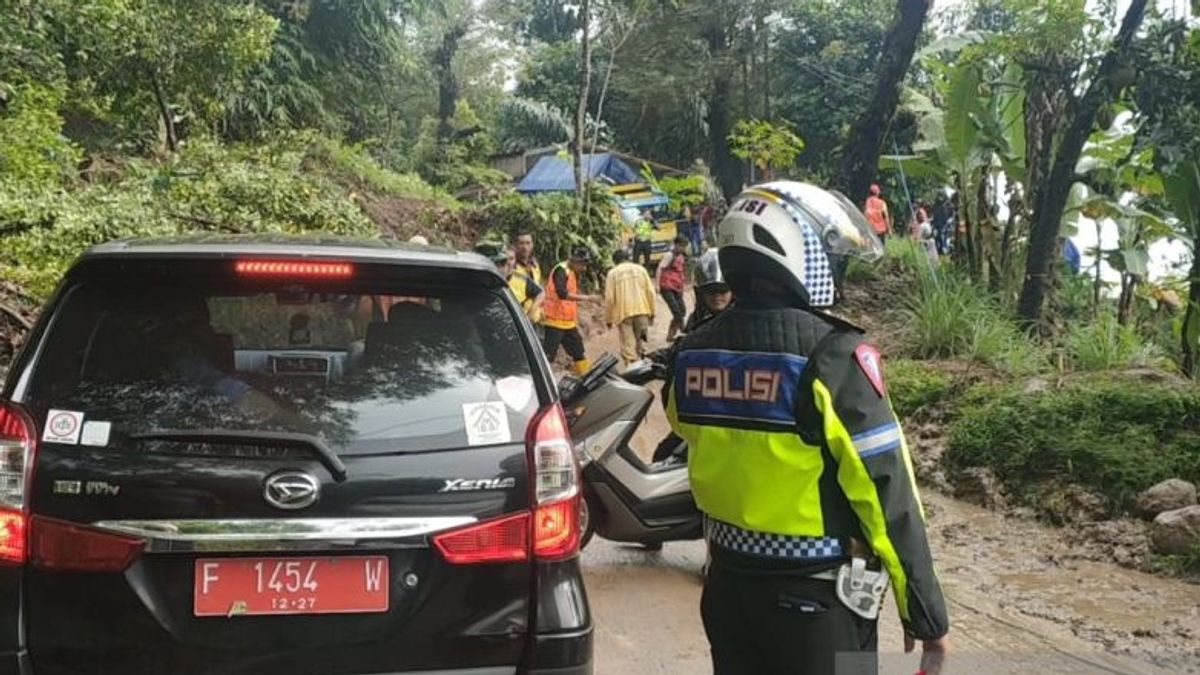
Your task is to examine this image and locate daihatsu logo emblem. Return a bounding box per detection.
[263,471,320,510]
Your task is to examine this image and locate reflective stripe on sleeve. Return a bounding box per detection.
[851,421,903,458]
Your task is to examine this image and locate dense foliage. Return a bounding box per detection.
[0,134,425,296]
[947,376,1200,514]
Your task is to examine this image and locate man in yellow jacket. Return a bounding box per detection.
[603,248,657,365]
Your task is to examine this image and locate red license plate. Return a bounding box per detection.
[194,556,389,617]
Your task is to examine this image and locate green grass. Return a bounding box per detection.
[883,236,933,277]
[946,375,1200,515]
[845,256,879,283]
[308,135,454,205]
[1063,311,1168,371]
[0,133,385,298]
[899,265,1048,374]
[887,359,955,418]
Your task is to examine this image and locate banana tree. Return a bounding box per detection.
[882,55,1026,287]
[1082,196,1172,325]
[1073,121,1178,325]
[1165,161,1200,377]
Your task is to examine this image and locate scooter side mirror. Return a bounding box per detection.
[557,374,581,403]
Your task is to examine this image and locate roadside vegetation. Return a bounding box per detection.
[876,241,1200,573]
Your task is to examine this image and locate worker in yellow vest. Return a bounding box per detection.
[542,247,601,375]
[513,231,542,286]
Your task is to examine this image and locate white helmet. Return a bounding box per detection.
[716,181,883,307]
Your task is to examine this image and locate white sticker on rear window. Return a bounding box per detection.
[462,402,511,446]
[43,409,84,445]
[80,421,112,447]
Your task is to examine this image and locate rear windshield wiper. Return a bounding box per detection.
[129,429,348,482]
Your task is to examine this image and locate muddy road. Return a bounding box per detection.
[578,294,1200,675]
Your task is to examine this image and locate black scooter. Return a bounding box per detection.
[560,353,702,550]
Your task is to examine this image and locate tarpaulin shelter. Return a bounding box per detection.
[515,153,641,193]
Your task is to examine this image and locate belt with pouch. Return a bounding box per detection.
[808,557,890,620]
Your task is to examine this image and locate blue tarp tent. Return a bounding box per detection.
[516,153,641,193]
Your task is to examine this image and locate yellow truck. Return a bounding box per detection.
[610,183,679,268]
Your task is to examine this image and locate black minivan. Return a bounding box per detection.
[0,237,592,674]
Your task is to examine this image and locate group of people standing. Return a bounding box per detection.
[483,233,599,375]
[604,235,730,366]
[863,184,957,261]
[480,228,728,377]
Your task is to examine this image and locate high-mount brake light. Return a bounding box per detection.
[234,260,354,278]
[0,402,34,565]
[432,403,582,565]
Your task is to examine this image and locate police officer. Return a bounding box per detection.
[665,181,950,675]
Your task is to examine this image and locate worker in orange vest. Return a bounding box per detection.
[542,247,602,375]
[864,184,893,243]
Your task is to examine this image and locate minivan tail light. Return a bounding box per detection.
[532,497,580,559]
[0,510,25,564]
[529,405,576,504]
[528,404,580,561]
[432,512,529,564]
[0,402,35,565]
[29,517,145,572]
[434,404,582,565]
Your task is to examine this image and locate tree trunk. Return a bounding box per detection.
[435,24,467,142]
[755,3,769,118]
[1182,246,1200,378]
[1016,0,1149,329]
[705,22,742,200]
[1023,73,1066,231]
[1092,221,1103,315]
[590,1,646,158]
[976,172,993,288]
[574,0,592,199]
[149,70,177,153]
[1118,275,1138,326]
[838,0,932,205]
[996,185,1023,291]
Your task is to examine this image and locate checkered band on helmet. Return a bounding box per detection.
[721,180,878,308]
[771,193,836,307]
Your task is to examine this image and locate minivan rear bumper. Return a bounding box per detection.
[526,627,593,675]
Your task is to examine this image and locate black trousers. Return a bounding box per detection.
[633,239,653,267]
[701,563,878,675]
[662,289,686,322]
[542,325,586,361]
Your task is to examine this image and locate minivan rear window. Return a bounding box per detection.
[25,281,539,455]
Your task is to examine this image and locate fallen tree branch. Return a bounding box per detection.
[0,304,32,330]
[165,211,243,233]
